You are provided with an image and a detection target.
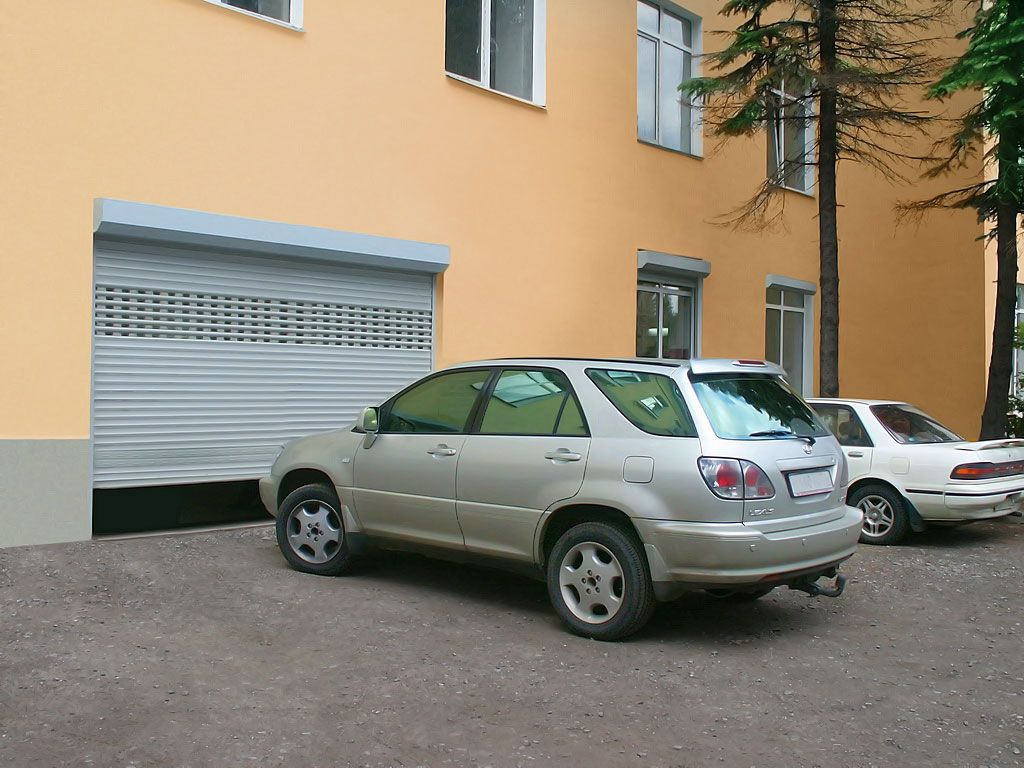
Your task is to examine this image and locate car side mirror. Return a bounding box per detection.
[358,406,379,433]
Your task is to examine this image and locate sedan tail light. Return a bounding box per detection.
[951,460,1024,480]
[699,458,776,500]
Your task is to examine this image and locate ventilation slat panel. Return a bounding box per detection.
[92,243,435,488]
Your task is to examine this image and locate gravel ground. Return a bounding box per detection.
[1,519,1022,768]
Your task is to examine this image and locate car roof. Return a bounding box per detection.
[807,397,909,407]
[443,357,787,376]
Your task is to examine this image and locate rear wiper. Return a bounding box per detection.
[749,429,816,447]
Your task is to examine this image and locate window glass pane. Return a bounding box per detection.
[638,1,659,34]
[636,289,660,358]
[587,370,697,437]
[383,370,489,434]
[223,0,291,22]
[679,51,693,153]
[782,289,803,308]
[765,307,781,365]
[767,103,783,181]
[766,286,782,305]
[490,0,534,100]
[479,370,570,435]
[870,404,963,444]
[662,291,693,359]
[691,374,828,439]
[556,395,588,437]
[662,12,691,47]
[446,0,483,81]
[783,99,807,189]
[782,310,805,394]
[833,408,873,448]
[637,35,658,142]
[659,43,685,151]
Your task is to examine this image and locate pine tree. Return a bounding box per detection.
[683,0,945,396]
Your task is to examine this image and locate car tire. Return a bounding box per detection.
[705,587,775,601]
[546,521,655,641]
[276,483,359,576]
[848,484,910,546]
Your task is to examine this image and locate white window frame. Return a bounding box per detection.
[636,0,703,156]
[768,80,815,194]
[445,0,547,107]
[204,0,304,30]
[765,275,816,396]
[1013,284,1024,395]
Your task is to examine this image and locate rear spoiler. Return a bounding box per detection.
[688,359,787,377]
[955,439,1024,452]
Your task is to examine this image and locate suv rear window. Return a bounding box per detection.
[587,369,697,437]
[690,373,828,440]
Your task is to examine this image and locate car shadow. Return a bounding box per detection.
[907,519,1023,549]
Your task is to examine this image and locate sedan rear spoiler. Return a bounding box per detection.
[955,439,1024,452]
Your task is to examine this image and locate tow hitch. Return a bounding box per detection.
[788,572,848,598]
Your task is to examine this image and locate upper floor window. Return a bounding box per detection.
[445,0,547,105]
[768,80,814,192]
[208,0,303,28]
[637,1,700,155]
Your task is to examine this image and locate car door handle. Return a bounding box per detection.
[848,451,864,458]
[545,450,582,462]
[427,445,457,457]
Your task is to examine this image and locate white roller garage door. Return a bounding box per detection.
[92,240,435,488]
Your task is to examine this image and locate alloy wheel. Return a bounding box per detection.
[285,501,343,564]
[858,495,895,539]
[558,541,625,624]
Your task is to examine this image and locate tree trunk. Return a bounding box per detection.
[817,0,840,397]
[980,200,1019,439]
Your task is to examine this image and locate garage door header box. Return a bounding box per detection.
[93,198,450,275]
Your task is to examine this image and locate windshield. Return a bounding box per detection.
[870,404,963,444]
[690,373,829,440]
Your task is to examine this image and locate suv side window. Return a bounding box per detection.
[814,405,873,448]
[586,369,697,437]
[478,369,589,436]
[381,369,491,434]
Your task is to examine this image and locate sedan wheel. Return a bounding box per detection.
[847,484,910,546]
[858,495,895,539]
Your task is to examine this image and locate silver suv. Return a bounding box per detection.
[261,358,862,640]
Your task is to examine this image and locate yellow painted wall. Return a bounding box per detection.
[0,0,985,440]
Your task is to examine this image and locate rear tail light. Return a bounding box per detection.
[838,457,849,488]
[699,458,776,500]
[951,460,1024,480]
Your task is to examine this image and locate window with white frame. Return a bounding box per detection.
[765,284,812,395]
[208,0,303,27]
[767,80,814,192]
[445,0,547,104]
[637,1,700,154]
[637,280,697,360]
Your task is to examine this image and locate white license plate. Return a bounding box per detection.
[788,469,834,497]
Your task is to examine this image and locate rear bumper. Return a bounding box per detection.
[635,506,862,593]
[907,483,1024,521]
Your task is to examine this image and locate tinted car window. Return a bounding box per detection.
[382,369,490,434]
[587,369,697,437]
[870,404,962,444]
[555,394,588,437]
[691,373,828,440]
[814,405,873,447]
[479,369,587,436]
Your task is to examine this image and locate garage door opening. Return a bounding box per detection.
[92,480,271,536]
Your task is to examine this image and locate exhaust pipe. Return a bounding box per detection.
[788,572,848,598]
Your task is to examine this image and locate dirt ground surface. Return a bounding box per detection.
[1,519,1022,768]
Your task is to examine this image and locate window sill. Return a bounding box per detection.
[203,1,304,31]
[638,138,703,160]
[445,72,546,110]
[770,182,816,199]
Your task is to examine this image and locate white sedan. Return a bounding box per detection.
[808,399,1024,544]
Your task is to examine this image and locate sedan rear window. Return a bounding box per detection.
[870,404,962,444]
[586,369,697,437]
[691,373,828,440]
